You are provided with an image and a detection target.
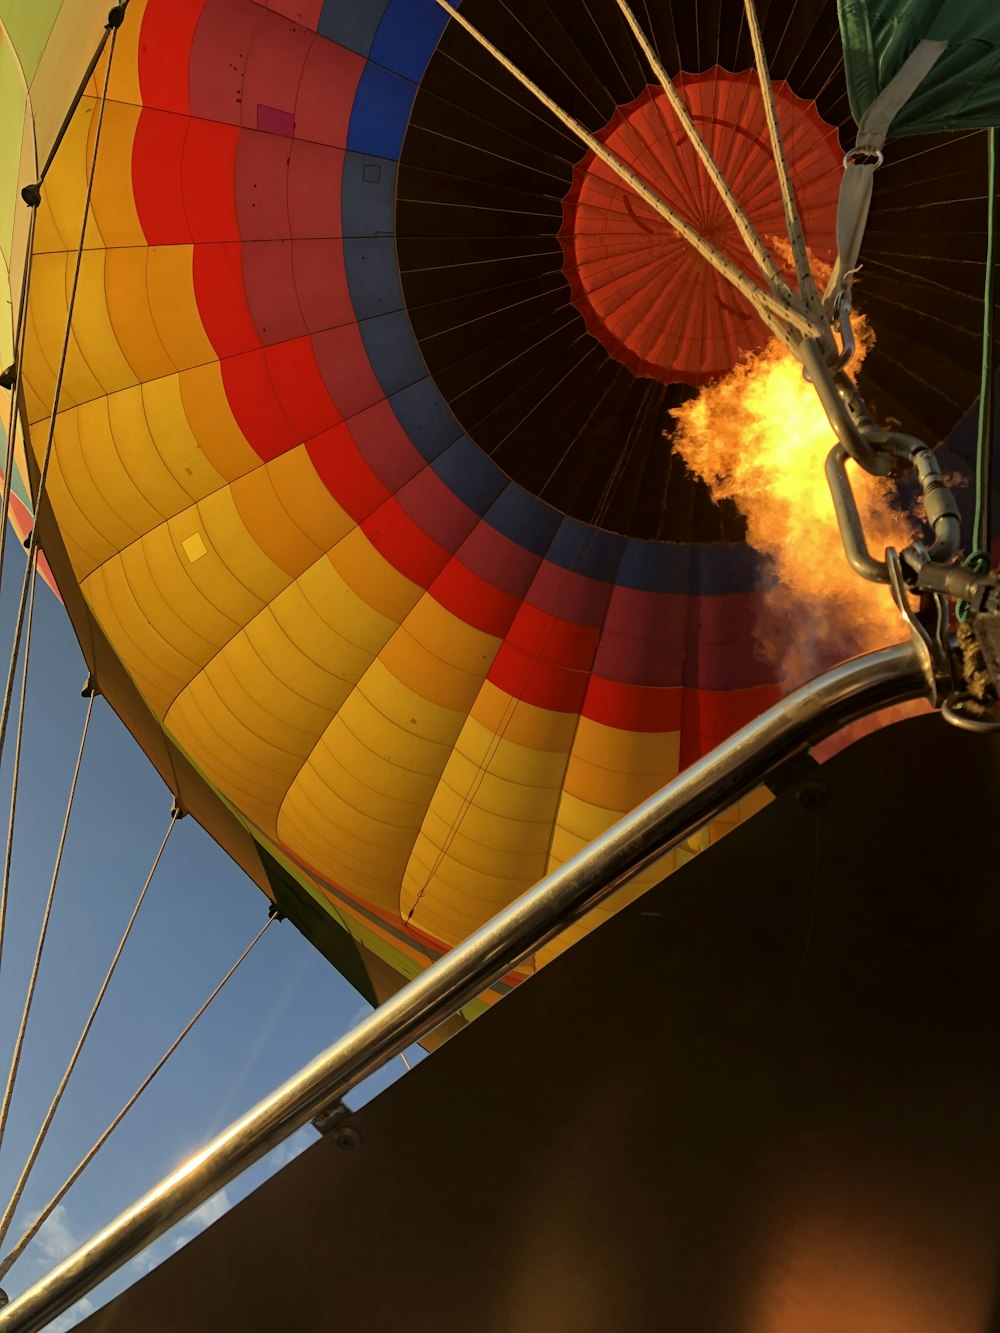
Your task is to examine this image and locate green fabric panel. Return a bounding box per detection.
[0,1,63,82]
[839,0,1000,135]
[257,844,377,1006]
[0,40,23,273]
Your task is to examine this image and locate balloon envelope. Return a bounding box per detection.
[0,0,993,1006]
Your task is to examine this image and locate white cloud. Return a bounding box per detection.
[46,1294,94,1332]
[267,1126,314,1172]
[33,1206,77,1266]
[168,1188,232,1253]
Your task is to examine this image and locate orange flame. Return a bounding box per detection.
[671,328,914,687]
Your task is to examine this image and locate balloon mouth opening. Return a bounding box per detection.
[557,68,842,388]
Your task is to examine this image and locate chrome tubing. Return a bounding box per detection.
[826,443,889,583]
[0,642,927,1333]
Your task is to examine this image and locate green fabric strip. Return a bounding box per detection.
[839,0,1000,135]
[257,844,378,1006]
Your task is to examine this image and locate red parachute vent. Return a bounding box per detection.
[559,69,843,385]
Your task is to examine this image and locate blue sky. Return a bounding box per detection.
[0,549,420,1329]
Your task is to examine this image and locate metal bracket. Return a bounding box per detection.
[886,547,953,705]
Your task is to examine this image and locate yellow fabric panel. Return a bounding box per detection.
[178,364,262,481]
[28,5,108,166]
[104,247,180,385]
[379,595,499,714]
[23,251,138,420]
[49,396,170,571]
[401,709,571,943]
[0,38,25,287]
[167,547,424,842]
[229,450,354,581]
[83,492,292,717]
[263,446,356,554]
[31,98,107,257]
[84,555,203,716]
[469,679,579,752]
[562,717,680,812]
[144,247,217,372]
[87,3,144,112]
[278,657,464,910]
[90,101,144,247]
[330,526,423,627]
[48,377,243,581]
[42,408,110,574]
[404,831,546,945]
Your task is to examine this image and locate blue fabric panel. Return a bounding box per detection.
[370,0,453,82]
[343,237,403,318]
[347,63,417,161]
[432,436,508,513]
[359,311,428,396]
[485,484,562,557]
[617,539,762,595]
[342,151,397,236]
[389,377,465,461]
[317,0,391,57]
[547,516,625,584]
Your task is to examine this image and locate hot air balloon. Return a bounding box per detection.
[0,0,994,1027]
[0,0,997,1328]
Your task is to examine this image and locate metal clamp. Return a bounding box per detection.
[885,547,953,704]
[823,429,960,590]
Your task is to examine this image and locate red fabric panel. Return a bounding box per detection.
[132,114,191,244]
[307,424,390,524]
[678,683,782,765]
[182,120,241,242]
[362,500,451,590]
[264,337,342,441]
[137,0,206,114]
[488,641,590,715]
[584,677,683,732]
[430,555,522,639]
[221,348,302,461]
[193,242,259,358]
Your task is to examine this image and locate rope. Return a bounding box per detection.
[0,914,273,1282]
[957,129,998,622]
[0,20,118,776]
[0,809,179,1252]
[612,0,799,312]
[742,0,827,334]
[0,550,38,989]
[0,692,94,1153]
[0,204,38,605]
[432,0,821,345]
[974,125,997,557]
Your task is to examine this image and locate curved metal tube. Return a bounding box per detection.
[0,641,927,1333]
[825,443,888,583]
[801,338,891,476]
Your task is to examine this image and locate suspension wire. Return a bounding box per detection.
[0,809,179,1253]
[0,18,119,778]
[741,0,827,335]
[0,692,95,1154]
[0,914,274,1283]
[0,548,38,989]
[36,4,128,186]
[0,204,39,607]
[431,0,820,345]
[975,126,997,557]
[611,0,798,308]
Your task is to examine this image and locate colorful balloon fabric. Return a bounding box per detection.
[0,0,994,1010]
